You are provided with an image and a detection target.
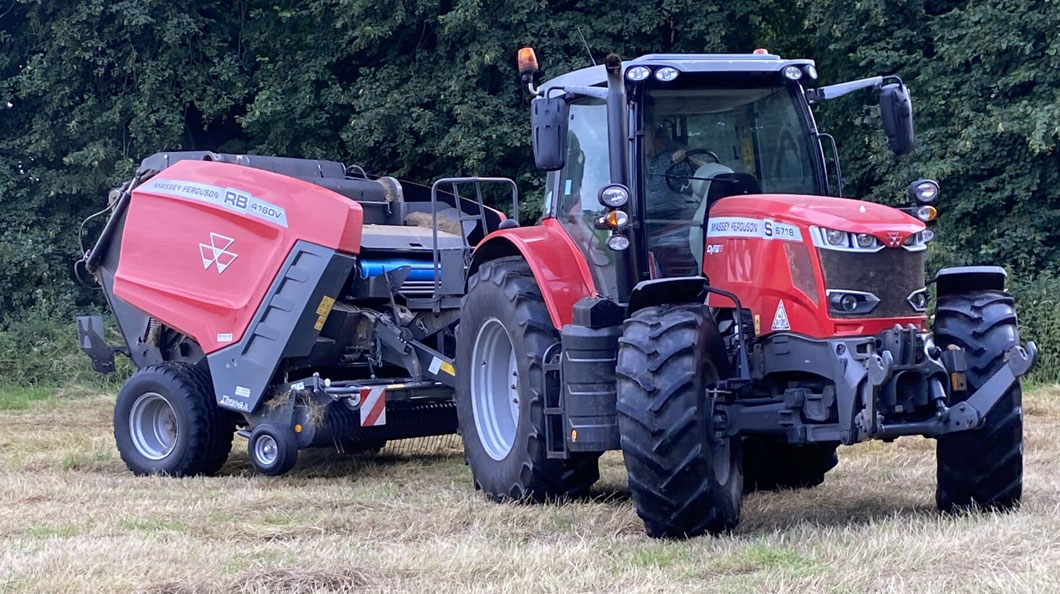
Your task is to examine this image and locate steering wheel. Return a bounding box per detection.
[664,149,722,194]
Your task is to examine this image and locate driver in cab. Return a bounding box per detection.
[644,123,702,220]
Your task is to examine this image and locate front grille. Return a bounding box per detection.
[817,248,925,318]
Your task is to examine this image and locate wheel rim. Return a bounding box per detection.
[703,362,733,484]
[254,434,279,467]
[129,392,178,461]
[470,318,520,461]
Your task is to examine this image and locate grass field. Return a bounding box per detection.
[2,385,1059,594]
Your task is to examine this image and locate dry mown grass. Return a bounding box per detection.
[2,386,1060,594]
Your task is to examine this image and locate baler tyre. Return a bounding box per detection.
[456,257,600,501]
[248,424,299,476]
[934,289,1023,512]
[184,363,236,475]
[114,363,224,476]
[616,303,742,538]
[741,438,839,492]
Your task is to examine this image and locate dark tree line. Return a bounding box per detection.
[2,0,1058,375]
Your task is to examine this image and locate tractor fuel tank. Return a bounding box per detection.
[560,322,622,453]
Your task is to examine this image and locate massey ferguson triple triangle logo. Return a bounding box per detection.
[200,232,238,274]
[886,231,902,247]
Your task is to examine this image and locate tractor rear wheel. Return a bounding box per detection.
[114,362,232,476]
[741,438,839,492]
[456,257,599,501]
[934,289,1023,512]
[616,303,742,538]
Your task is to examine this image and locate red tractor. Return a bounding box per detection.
[452,49,1036,537]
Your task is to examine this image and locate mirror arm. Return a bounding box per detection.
[807,76,884,103]
[544,85,608,101]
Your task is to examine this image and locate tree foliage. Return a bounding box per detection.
[1,1,1058,374]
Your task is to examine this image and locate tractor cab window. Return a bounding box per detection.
[641,85,819,276]
[555,99,619,297]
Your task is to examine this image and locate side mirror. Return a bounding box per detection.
[880,83,915,155]
[531,95,569,171]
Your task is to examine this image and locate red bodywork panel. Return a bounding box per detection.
[113,160,364,353]
[703,194,928,338]
[474,218,596,329]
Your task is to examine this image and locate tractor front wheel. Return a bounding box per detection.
[934,289,1023,512]
[455,257,599,501]
[616,303,742,538]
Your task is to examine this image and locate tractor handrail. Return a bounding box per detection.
[429,177,519,298]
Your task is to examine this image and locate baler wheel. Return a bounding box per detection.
[248,424,299,476]
[113,363,229,476]
[616,303,742,538]
[934,289,1023,512]
[456,257,599,501]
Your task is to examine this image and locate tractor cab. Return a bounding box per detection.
[529,51,915,299]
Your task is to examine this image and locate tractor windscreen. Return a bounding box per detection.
[641,85,819,276]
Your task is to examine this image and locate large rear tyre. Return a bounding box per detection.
[114,362,230,476]
[455,257,599,501]
[934,289,1023,512]
[616,303,742,538]
[742,438,839,492]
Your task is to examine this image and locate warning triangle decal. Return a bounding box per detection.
[771,300,791,331]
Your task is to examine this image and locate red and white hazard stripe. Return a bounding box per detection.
[359,386,387,426]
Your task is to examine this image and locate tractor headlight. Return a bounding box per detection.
[901,230,929,252]
[824,228,847,246]
[908,179,939,205]
[812,227,885,252]
[827,290,881,315]
[598,184,630,208]
[782,65,803,81]
[855,233,877,249]
[654,67,679,82]
[626,66,651,82]
[907,288,929,312]
[607,234,630,251]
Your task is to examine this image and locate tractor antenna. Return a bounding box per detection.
[576,27,596,66]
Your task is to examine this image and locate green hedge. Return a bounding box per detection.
[1,273,1054,387]
[1009,272,1060,384]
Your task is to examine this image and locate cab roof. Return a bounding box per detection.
[539,53,815,93]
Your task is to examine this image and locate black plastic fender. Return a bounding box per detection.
[934,266,1006,297]
[627,276,709,317]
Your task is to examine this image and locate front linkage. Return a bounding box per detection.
[714,328,1037,446]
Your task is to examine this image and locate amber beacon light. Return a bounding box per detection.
[518,47,539,79]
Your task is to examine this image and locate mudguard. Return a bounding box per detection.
[469,218,596,329]
[935,266,1007,297]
